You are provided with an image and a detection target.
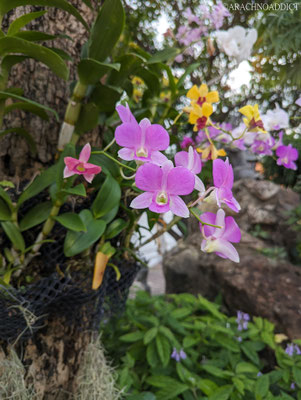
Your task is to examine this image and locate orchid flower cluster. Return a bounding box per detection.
[181,84,299,171]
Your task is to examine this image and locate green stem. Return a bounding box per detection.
[92,151,137,172]
[0,64,9,129]
[190,208,221,229]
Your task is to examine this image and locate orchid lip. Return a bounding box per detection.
[136,147,148,158]
[76,163,85,172]
[156,191,168,205]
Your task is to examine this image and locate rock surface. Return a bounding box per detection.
[163,179,301,339]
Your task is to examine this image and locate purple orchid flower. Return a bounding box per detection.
[273,130,284,150]
[180,136,195,149]
[200,208,241,262]
[251,139,274,156]
[64,143,101,183]
[183,7,201,25]
[175,146,205,193]
[210,1,231,29]
[115,105,169,165]
[130,161,195,218]
[295,97,301,107]
[171,347,187,362]
[206,158,240,213]
[276,144,298,170]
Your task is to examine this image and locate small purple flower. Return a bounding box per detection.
[175,146,205,192]
[285,343,301,357]
[180,136,195,149]
[257,372,262,377]
[291,382,296,390]
[236,311,250,331]
[115,104,169,165]
[295,97,301,107]
[276,144,298,170]
[200,208,241,263]
[236,336,242,342]
[171,347,187,362]
[131,161,195,218]
[206,158,240,213]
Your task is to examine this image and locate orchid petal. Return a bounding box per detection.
[116,103,137,124]
[145,124,170,150]
[150,151,168,166]
[83,173,95,183]
[166,167,194,195]
[79,143,91,163]
[174,151,189,168]
[135,163,162,192]
[214,208,226,238]
[199,212,216,237]
[115,122,141,148]
[169,195,190,218]
[213,158,233,188]
[63,166,76,178]
[118,147,135,161]
[194,176,205,193]
[64,156,79,171]
[212,238,240,263]
[223,216,241,243]
[130,192,153,209]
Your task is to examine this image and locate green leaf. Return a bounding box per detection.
[241,342,260,366]
[208,385,233,400]
[198,295,225,320]
[144,327,158,345]
[19,201,52,231]
[0,37,68,80]
[127,393,156,400]
[4,102,48,120]
[155,382,188,400]
[147,47,179,64]
[7,10,47,36]
[197,379,218,396]
[202,365,233,379]
[158,326,177,346]
[177,62,201,88]
[0,0,88,30]
[89,153,119,178]
[108,53,143,87]
[261,331,275,349]
[1,221,25,252]
[170,307,191,319]
[146,375,183,388]
[232,377,244,395]
[0,181,14,188]
[155,333,171,367]
[92,175,121,219]
[88,0,125,62]
[0,188,13,210]
[100,205,119,224]
[55,212,86,232]
[0,127,36,154]
[90,83,121,112]
[74,102,99,135]
[18,165,57,206]
[14,31,56,42]
[78,58,120,85]
[0,198,11,221]
[61,183,86,197]
[135,67,160,96]
[1,55,28,72]
[293,366,301,386]
[0,91,59,121]
[255,374,269,397]
[64,209,106,257]
[105,218,128,239]
[119,331,144,342]
[235,362,258,374]
[146,340,159,368]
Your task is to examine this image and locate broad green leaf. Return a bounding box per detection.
[100,205,119,224]
[0,37,68,80]
[0,198,11,221]
[158,326,177,346]
[61,183,86,197]
[146,376,185,389]
[147,47,179,64]
[0,181,14,188]
[78,58,120,85]
[14,31,56,42]
[146,341,159,368]
[183,336,200,348]
[144,327,158,345]
[155,382,188,400]
[1,55,28,72]
[127,393,156,400]
[232,377,244,395]
[4,102,49,120]
[135,67,160,97]
[74,102,99,135]
[64,209,106,257]
[108,53,143,87]
[105,218,128,239]
[293,366,301,386]
[0,91,59,121]
[198,295,225,320]
[55,212,86,232]
[1,221,25,252]
[177,62,201,88]
[208,385,233,400]
[19,201,52,231]
[90,83,121,112]
[88,0,125,62]
[235,362,258,374]
[155,333,171,367]
[197,379,218,396]
[0,1,88,30]
[18,165,57,206]
[92,175,121,218]
[202,364,233,379]
[89,153,119,178]
[241,342,260,365]
[0,187,13,210]
[0,127,36,154]
[7,10,47,36]
[119,331,144,342]
[255,374,269,397]
[170,307,191,319]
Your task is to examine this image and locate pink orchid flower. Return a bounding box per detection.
[206,158,240,213]
[130,161,194,218]
[115,104,169,165]
[276,144,298,170]
[175,146,205,193]
[200,208,241,263]
[64,143,101,183]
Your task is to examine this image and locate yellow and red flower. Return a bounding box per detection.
[239,104,266,133]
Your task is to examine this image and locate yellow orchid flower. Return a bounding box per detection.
[133,88,143,102]
[239,104,267,133]
[188,102,213,131]
[187,83,219,106]
[197,144,226,160]
[132,76,144,86]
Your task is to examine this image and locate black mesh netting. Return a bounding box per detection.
[0,189,141,343]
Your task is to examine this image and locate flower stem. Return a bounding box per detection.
[92,151,137,172]
[190,208,221,229]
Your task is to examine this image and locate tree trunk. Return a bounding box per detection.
[0,1,99,182]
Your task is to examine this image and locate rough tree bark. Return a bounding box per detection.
[0,1,101,182]
[0,3,103,398]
